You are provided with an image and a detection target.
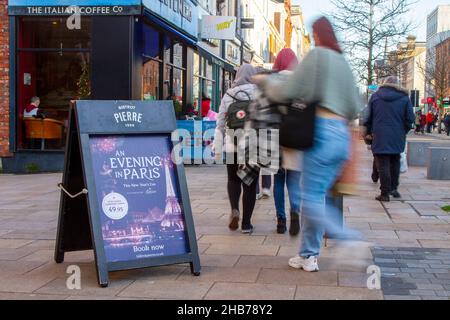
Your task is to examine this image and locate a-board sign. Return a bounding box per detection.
[55,100,201,287]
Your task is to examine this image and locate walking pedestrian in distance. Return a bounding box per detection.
[444,113,450,136]
[364,76,415,202]
[420,112,426,134]
[414,111,421,134]
[426,111,434,133]
[432,113,438,132]
[270,48,302,235]
[254,16,362,272]
[214,64,258,234]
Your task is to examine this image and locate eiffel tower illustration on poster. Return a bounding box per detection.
[161,156,185,232]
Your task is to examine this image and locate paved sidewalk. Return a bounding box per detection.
[0,137,449,300]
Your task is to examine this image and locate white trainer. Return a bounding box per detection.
[288,255,319,272]
[262,188,271,199]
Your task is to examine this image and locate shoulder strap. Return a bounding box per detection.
[226,90,252,102]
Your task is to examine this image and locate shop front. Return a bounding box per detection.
[444,98,450,113]
[177,42,238,164]
[2,0,203,173]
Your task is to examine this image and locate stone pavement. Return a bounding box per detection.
[0,136,449,300]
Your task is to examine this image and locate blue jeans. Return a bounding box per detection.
[274,169,301,219]
[299,117,351,258]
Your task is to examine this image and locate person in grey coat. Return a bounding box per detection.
[364,76,415,202]
[214,63,258,234]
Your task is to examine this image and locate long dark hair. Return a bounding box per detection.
[312,17,343,54]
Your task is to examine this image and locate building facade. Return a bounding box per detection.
[374,36,427,109]
[291,4,310,59]
[396,37,427,105]
[0,0,310,172]
[435,36,450,112]
[426,5,450,41]
[426,5,450,98]
[0,0,241,172]
[0,0,9,159]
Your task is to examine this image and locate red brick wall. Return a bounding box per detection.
[436,38,450,99]
[0,0,10,157]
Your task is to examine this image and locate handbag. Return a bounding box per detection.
[278,53,326,151]
[279,99,317,150]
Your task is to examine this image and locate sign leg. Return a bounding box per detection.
[54,250,65,264]
[190,256,201,276]
[97,267,109,288]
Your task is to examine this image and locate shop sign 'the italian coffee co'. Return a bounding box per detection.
[7,0,142,15]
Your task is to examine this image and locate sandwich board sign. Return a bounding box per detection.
[55,100,201,287]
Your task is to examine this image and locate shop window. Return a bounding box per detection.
[17,17,91,151]
[142,25,161,100]
[223,70,233,92]
[192,52,201,114]
[191,54,216,119]
[19,17,91,49]
[163,37,186,119]
[142,59,160,101]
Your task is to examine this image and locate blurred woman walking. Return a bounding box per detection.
[255,17,361,272]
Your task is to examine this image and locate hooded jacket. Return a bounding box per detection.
[214,83,258,154]
[444,114,450,127]
[364,83,415,155]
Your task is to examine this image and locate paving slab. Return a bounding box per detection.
[205,283,296,300]
[295,286,383,300]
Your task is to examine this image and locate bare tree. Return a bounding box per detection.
[418,33,450,133]
[377,39,416,82]
[330,0,416,92]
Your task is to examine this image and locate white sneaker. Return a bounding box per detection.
[256,193,263,200]
[262,188,271,199]
[288,255,319,272]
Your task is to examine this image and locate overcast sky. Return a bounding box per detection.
[293,0,447,41]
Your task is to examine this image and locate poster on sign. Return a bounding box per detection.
[89,135,189,263]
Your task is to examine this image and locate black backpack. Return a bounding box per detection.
[225,91,252,130]
[279,99,317,150]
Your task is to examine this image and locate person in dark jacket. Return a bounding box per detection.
[444,113,450,136]
[364,76,415,202]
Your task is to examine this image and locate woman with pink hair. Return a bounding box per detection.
[271,48,302,236]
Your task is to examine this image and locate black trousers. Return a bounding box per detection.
[372,158,379,181]
[374,154,401,196]
[226,163,258,227]
[256,174,272,194]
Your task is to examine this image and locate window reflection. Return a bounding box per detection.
[142,25,161,100]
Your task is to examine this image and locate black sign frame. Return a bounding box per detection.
[55,100,201,287]
[241,18,254,29]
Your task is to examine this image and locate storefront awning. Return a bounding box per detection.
[143,9,197,47]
